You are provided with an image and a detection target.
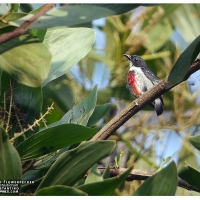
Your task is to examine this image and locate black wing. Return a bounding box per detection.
[141,67,160,84]
[141,67,164,106]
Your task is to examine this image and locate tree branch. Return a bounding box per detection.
[0,4,55,44]
[91,59,200,141]
[90,167,200,193]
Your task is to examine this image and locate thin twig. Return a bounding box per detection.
[91,59,200,141]
[9,103,54,143]
[87,167,200,193]
[0,4,55,44]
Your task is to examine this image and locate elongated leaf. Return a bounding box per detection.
[42,28,95,86]
[133,161,177,196]
[11,4,19,12]
[42,76,74,116]
[0,126,21,195]
[31,29,47,41]
[20,4,33,13]
[0,34,51,87]
[189,135,200,151]
[179,162,200,189]
[16,124,98,161]
[87,103,110,127]
[103,165,110,179]
[59,85,98,126]
[33,154,58,170]
[77,167,132,196]
[167,35,200,89]
[85,165,103,184]
[91,4,145,14]
[37,140,115,190]
[35,185,87,196]
[23,168,49,181]
[12,4,151,30]
[12,5,115,29]
[0,12,27,29]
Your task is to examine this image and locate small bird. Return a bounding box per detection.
[124,54,164,116]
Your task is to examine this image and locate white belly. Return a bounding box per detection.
[130,66,154,94]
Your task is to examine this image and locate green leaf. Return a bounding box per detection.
[85,164,103,184]
[42,28,95,86]
[19,4,33,13]
[178,162,200,190]
[33,154,58,170]
[36,140,115,190]
[23,168,49,181]
[35,185,87,196]
[16,124,98,161]
[31,29,47,41]
[91,4,144,14]
[77,167,132,196]
[42,76,74,115]
[189,135,200,151]
[167,35,200,89]
[87,103,110,127]
[59,85,98,126]
[12,5,115,29]
[0,126,21,195]
[0,12,27,29]
[103,165,110,179]
[0,34,51,87]
[12,4,150,30]
[11,4,19,12]
[133,161,177,196]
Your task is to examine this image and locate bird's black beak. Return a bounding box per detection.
[123,54,131,60]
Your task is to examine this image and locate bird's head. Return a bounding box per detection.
[124,54,146,68]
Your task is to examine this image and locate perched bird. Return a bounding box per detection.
[124,54,164,116]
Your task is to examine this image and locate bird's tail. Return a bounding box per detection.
[154,97,164,116]
[149,97,164,116]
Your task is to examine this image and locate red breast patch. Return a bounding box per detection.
[128,72,141,96]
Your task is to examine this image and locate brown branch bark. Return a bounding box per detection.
[87,167,200,193]
[91,59,200,141]
[0,4,55,44]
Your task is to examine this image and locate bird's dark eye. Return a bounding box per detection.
[135,58,138,62]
